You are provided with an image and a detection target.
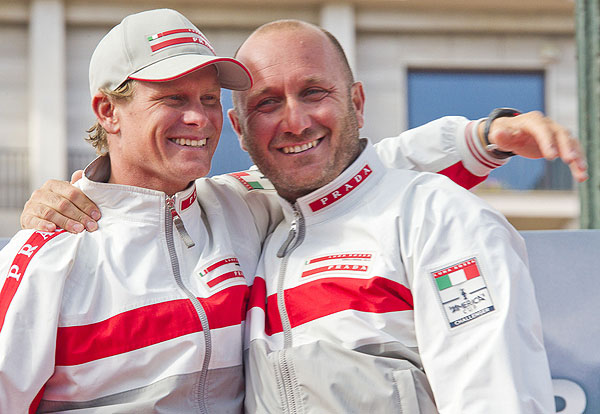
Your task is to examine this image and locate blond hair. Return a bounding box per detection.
[86,80,135,154]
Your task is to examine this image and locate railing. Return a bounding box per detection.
[0,148,29,209]
[0,147,96,209]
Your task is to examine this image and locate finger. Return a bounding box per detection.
[21,197,86,233]
[23,182,100,232]
[568,159,589,183]
[20,208,57,233]
[545,122,579,163]
[517,112,559,159]
[71,169,84,184]
[549,127,589,182]
[39,180,101,222]
[555,131,584,164]
[564,143,589,183]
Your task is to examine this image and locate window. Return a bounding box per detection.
[407,69,572,190]
[209,90,253,176]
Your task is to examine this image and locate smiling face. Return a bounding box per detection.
[229,22,365,201]
[98,67,223,195]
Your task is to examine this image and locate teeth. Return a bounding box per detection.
[282,139,320,154]
[172,138,207,147]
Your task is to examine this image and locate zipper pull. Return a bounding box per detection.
[277,220,297,258]
[166,196,195,248]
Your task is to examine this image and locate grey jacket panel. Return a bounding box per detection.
[38,365,243,413]
[246,339,437,414]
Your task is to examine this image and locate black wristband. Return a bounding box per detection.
[483,108,521,159]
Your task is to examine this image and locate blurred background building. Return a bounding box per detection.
[0,0,580,237]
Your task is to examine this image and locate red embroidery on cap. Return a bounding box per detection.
[147,29,215,54]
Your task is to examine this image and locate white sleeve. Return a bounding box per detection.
[0,230,71,412]
[374,116,510,189]
[399,175,554,413]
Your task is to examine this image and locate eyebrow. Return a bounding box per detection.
[247,75,328,101]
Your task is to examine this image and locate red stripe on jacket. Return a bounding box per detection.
[56,284,248,366]
[29,385,46,414]
[438,161,486,189]
[251,276,414,336]
[464,122,503,170]
[0,230,66,332]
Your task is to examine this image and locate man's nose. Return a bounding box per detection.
[281,99,311,136]
[182,103,210,127]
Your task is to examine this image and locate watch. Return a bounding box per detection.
[483,108,521,159]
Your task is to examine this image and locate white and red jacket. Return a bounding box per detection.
[0,155,281,413]
[0,116,508,413]
[244,140,554,413]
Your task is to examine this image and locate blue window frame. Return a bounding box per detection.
[209,89,253,176]
[407,69,572,190]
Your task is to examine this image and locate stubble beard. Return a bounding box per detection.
[244,105,361,202]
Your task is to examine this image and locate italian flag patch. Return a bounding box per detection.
[229,171,274,191]
[434,259,481,290]
[432,257,495,328]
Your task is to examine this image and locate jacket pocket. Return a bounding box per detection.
[392,369,421,414]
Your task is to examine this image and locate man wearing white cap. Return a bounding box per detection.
[0,9,264,413]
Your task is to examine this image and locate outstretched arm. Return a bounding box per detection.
[375,109,587,189]
[482,110,587,182]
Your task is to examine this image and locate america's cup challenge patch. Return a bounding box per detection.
[432,258,494,328]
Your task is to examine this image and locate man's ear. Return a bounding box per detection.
[227,108,248,152]
[92,93,120,134]
[350,81,366,129]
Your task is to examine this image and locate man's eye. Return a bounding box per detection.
[165,95,183,102]
[255,98,279,112]
[202,95,219,105]
[305,88,328,100]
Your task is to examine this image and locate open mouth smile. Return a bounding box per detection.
[170,138,207,147]
[281,138,322,154]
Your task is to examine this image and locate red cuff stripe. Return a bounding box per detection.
[438,162,486,190]
[465,122,503,170]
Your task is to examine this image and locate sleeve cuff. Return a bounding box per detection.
[457,119,510,177]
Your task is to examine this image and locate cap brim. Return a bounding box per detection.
[129,54,252,91]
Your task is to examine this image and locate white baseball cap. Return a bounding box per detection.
[89,8,252,96]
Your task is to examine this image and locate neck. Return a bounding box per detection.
[108,158,190,196]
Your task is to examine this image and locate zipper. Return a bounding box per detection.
[164,198,210,413]
[274,205,306,413]
[276,219,297,258]
[166,195,195,248]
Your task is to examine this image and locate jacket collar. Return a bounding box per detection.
[281,139,386,224]
[77,155,198,221]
